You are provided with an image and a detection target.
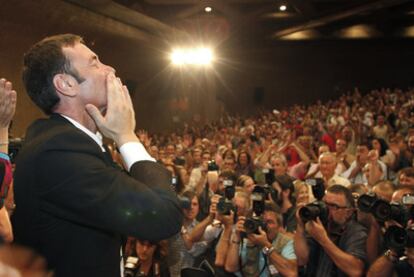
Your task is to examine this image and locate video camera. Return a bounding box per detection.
[244,186,267,234]
[299,178,328,224]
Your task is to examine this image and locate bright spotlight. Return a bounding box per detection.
[170,47,213,66]
[279,5,287,11]
[205,6,212,13]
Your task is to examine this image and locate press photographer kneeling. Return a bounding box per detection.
[294,185,368,277]
[224,186,297,277]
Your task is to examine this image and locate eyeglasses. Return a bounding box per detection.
[324,201,349,210]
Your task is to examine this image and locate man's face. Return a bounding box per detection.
[356,145,369,163]
[263,211,280,241]
[323,192,353,225]
[335,139,347,154]
[136,240,156,262]
[319,155,336,178]
[399,174,414,187]
[63,43,115,110]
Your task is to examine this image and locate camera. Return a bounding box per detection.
[305,178,325,200]
[263,168,275,186]
[207,160,219,171]
[261,169,278,202]
[299,201,328,224]
[124,256,139,277]
[244,186,267,234]
[357,193,391,222]
[384,225,414,251]
[244,217,267,235]
[217,179,236,216]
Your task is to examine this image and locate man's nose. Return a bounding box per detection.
[104,63,116,74]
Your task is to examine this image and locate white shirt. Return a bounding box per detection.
[61,115,155,171]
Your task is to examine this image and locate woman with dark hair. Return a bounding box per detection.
[124,238,170,277]
[234,150,255,178]
[370,137,395,170]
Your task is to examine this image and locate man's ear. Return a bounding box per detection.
[53,74,77,97]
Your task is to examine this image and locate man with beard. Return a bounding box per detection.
[294,185,368,277]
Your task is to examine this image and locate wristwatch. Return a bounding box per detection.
[262,246,275,256]
[384,249,398,264]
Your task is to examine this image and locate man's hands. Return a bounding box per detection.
[247,227,271,247]
[305,217,329,244]
[86,73,137,146]
[0,78,17,128]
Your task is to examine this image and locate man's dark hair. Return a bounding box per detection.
[22,34,84,114]
[327,185,355,208]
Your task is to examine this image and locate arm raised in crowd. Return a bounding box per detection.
[185,194,220,248]
[214,211,234,267]
[0,78,16,243]
[224,216,245,272]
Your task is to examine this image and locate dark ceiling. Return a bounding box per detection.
[108,0,414,45]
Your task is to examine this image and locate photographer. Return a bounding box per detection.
[367,226,414,277]
[225,202,297,277]
[294,185,367,277]
[124,238,170,277]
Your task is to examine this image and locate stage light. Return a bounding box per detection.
[205,6,212,13]
[279,5,287,12]
[170,47,213,66]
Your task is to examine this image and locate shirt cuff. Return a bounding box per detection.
[119,142,155,171]
[0,153,10,162]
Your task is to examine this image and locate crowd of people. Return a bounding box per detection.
[0,33,414,277]
[119,86,414,277]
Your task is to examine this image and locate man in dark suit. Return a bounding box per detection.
[12,34,183,277]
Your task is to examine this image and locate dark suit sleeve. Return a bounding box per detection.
[34,140,183,241]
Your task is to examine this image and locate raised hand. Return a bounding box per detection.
[0,78,17,128]
[85,73,137,146]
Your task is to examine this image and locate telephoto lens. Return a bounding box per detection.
[384,225,414,251]
[357,193,391,222]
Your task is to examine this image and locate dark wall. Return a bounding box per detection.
[1,0,414,137]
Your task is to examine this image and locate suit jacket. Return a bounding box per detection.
[12,114,183,277]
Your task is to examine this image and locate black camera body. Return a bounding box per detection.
[207,160,219,171]
[124,256,139,277]
[305,178,325,200]
[244,216,267,234]
[299,201,328,224]
[217,179,236,216]
[358,193,413,226]
[384,225,414,251]
[243,186,267,234]
[357,193,391,222]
